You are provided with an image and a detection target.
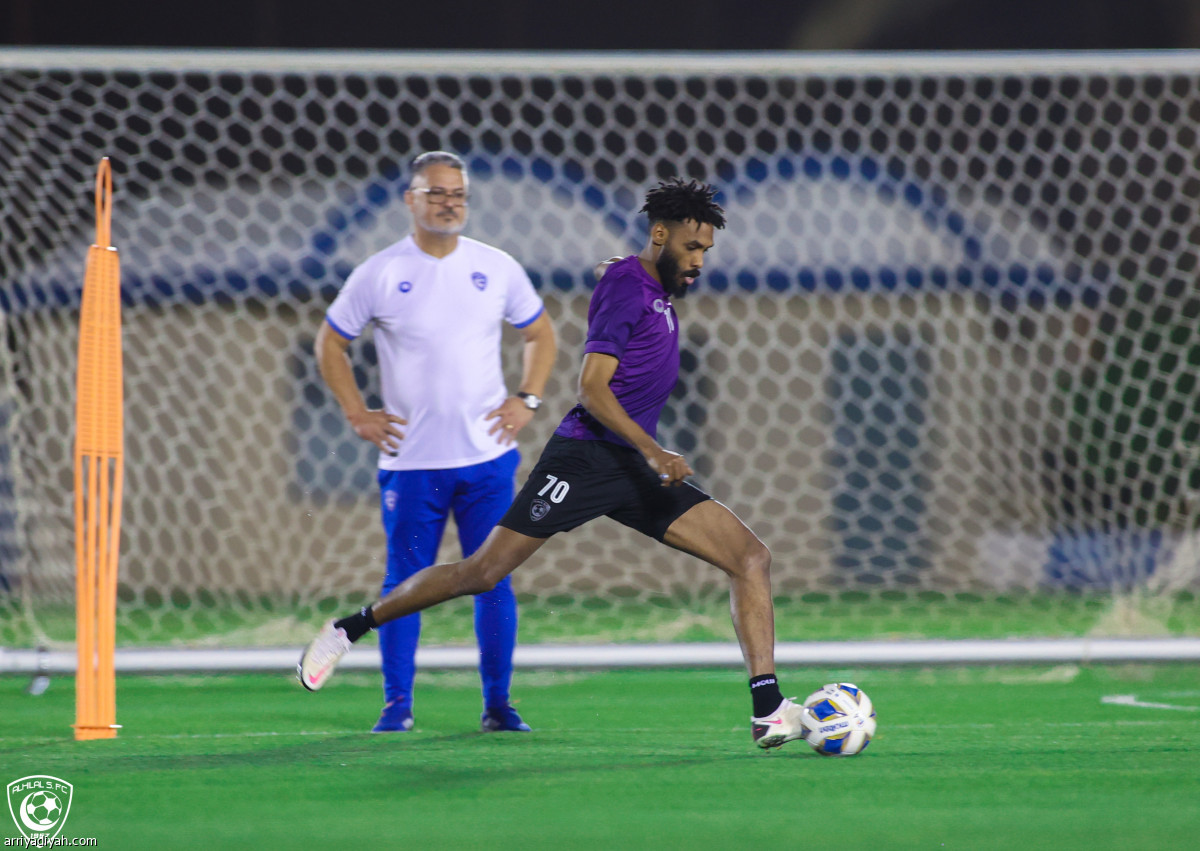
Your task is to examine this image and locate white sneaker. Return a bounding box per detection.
[751,697,807,749]
[298,619,352,691]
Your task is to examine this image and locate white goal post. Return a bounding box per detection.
[1,49,1198,663]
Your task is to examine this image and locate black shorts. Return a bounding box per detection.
[499,435,711,541]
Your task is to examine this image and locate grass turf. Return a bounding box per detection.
[1,665,1198,849]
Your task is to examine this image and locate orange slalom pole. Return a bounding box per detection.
[74,158,124,741]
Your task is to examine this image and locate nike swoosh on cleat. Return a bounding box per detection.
[305,661,332,686]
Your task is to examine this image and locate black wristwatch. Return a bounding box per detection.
[516,392,542,411]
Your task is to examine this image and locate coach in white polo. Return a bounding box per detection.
[315,151,557,733]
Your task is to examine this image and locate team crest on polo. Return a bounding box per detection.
[529,498,551,521]
[7,775,73,841]
[398,280,413,293]
[471,272,487,291]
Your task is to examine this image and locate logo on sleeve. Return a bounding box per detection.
[398,281,413,293]
[471,272,488,291]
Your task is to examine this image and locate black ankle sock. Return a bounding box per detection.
[750,674,784,718]
[334,607,377,643]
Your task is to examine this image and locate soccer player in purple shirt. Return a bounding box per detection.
[301,178,808,750]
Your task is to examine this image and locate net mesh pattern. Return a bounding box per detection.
[1,54,1198,647]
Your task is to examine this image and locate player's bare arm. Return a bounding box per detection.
[314,319,406,453]
[576,352,693,485]
[486,310,558,444]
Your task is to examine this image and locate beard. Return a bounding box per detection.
[655,248,697,299]
[423,215,466,236]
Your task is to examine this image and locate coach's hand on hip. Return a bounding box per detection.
[486,397,535,445]
[348,409,407,455]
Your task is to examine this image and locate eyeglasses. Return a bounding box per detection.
[412,187,470,205]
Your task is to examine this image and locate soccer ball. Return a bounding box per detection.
[800,682,876,756]
[26,791,61,826]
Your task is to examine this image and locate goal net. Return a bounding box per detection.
[1,50,1198,653]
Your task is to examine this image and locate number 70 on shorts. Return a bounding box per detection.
[538,475,570,503]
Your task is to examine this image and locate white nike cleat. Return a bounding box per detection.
[751,697,807,749]
[298,619,352,692]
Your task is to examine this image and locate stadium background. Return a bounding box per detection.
[2,2,1200,657]
[2,9,1199,850]
[5,0,1200,51]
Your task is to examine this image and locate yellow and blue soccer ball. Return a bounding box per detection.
[800,682,876,756]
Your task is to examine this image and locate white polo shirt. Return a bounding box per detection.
[325,235,545,471]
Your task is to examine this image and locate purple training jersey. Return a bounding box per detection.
[555,256,680,447]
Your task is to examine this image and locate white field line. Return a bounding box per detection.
[6,638,1200,674]
[1100,694,1200,711]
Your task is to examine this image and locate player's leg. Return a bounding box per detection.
[374,468,452,730]
[373,525,544,621]
[660,500,774,675]
[301,436,608,692]
[300,524,547,691]
[660,500,806,749]
[452,450,530,730]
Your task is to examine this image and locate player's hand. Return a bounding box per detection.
[645,447,693,486]
[348,409,407,455]
[486,398,535,446]
[593,256,623,281]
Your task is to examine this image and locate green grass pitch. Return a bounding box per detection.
[1,664,1197,849]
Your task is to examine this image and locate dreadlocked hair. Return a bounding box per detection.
[639,178,726,229]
